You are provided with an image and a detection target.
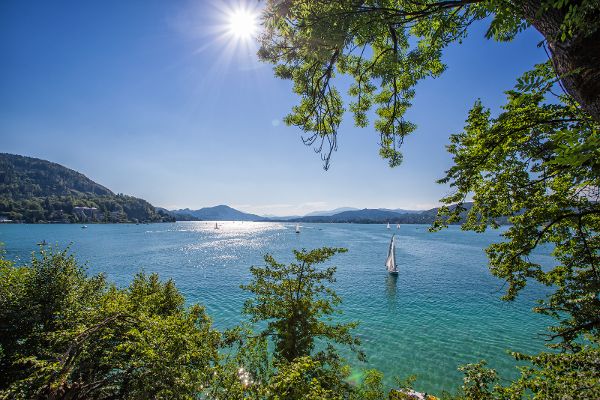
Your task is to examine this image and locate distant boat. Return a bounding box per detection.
[295,224,300,233]
[386,222,390,229]
[37,240,47,246]
[396,223,400,229]
[385,235,398,275]
[214,222,219,230]
[81,225,88,229]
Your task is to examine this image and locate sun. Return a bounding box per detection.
[227,8,258,40]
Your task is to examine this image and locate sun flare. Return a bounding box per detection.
[227,8,258,40]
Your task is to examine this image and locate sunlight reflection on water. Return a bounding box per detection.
[175,220,286,234]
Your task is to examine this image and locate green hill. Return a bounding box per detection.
[0,153,174,223]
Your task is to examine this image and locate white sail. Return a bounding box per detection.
[385,235,398,274]
[396,223,400,229]
[386,222,390,229]
[295,224,300,233]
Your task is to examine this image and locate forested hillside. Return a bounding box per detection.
[0,153,174,223]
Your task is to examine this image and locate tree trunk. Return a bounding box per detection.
[520,1,600,123]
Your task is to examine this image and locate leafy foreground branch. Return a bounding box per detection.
[1,247,599,399]
[259,0,600,169]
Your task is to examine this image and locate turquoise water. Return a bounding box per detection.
[0,222,554,394]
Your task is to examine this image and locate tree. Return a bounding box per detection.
[241,247,367,397]
[452,344,600,399]
[0,248,221,399]
[241,247,362,362]
[264,356,344,400]
[258,0,598,168]
[434,62,599,348]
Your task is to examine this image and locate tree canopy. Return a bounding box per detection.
[241,247,362,362]
[258,0,599,168]
[241,247,369,398]
[0,248,220,399]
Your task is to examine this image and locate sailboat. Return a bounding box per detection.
[386,222,390,229]
[385,235,398,275]
[295,224,300,233]
[214,222,219,230]
[396,223,400,229]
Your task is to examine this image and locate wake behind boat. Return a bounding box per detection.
[385,235,398,275]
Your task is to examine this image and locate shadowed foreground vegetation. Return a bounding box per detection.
[1,247,598,399]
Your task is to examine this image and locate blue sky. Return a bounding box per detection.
[0,0,547,216]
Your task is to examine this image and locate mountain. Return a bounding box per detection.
[386,208,424,214]
[1,153,114,199]
[170,205,265,221]
[303,207,358,217]
[303,207,425,218]
[297,208,426,223]
[281,203,492,224]
[0,153,174,223]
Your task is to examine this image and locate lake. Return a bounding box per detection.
[0,222,554,394]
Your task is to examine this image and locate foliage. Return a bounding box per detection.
[258,0,600,169]
[0,153,113,199]
[241,247,363,363]
[434,61,600,348]
[502,344,600,399]
[452,344,600,399]
[264,356,343,400]
[0,195,174,223]
[0,153,174,223]
[456,361,498,400]
[0,248,220,399]
[355,369,386,400]
[240,247,391,399]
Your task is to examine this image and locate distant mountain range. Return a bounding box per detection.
[164,204,488,225]
[0,153,174,223]
[290,208,437,224]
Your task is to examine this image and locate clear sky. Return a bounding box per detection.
[0,0,547,216]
